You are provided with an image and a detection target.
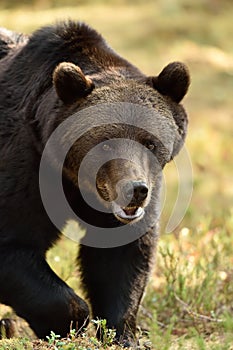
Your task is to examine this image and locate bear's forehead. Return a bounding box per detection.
[62,98,177,157]
[58,80,179,156]
[78,124,158,140]
[72,80,175,122]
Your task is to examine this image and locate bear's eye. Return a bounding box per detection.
[102,143,112,151]
[144,140,155,151]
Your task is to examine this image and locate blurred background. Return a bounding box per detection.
[0,1,232,349]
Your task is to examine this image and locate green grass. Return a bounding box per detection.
[0,1,233,349]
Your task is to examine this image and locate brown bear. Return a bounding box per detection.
[0,21,190,347]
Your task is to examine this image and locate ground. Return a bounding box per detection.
[0,1,232,349]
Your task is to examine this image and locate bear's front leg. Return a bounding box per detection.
[0,246,89,339]
[78,229,157,347]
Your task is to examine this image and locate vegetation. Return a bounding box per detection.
[0,0,232,349]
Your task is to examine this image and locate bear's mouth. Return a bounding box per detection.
[112,203,145,223]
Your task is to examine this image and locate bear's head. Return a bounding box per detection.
[51,61,190,225]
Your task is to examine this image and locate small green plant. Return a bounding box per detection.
[43,322,117,350]
[92,319,116,348]
[46,331,66,349]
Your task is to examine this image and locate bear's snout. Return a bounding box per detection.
[110,180,149,224]
[121,181,148,207]
[95,158,150,223]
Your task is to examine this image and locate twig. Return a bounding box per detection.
[174,294,223,323]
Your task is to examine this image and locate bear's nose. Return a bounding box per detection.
[123,181,148,205]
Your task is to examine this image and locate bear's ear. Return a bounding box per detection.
[53,62,94,105]
[147,62,190,103]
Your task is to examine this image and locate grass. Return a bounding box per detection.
[0,1,233,349]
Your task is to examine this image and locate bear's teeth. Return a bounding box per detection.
[123,207,137,216]
[112,203,144,220]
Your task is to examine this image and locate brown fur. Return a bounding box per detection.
[0,21,190,347]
